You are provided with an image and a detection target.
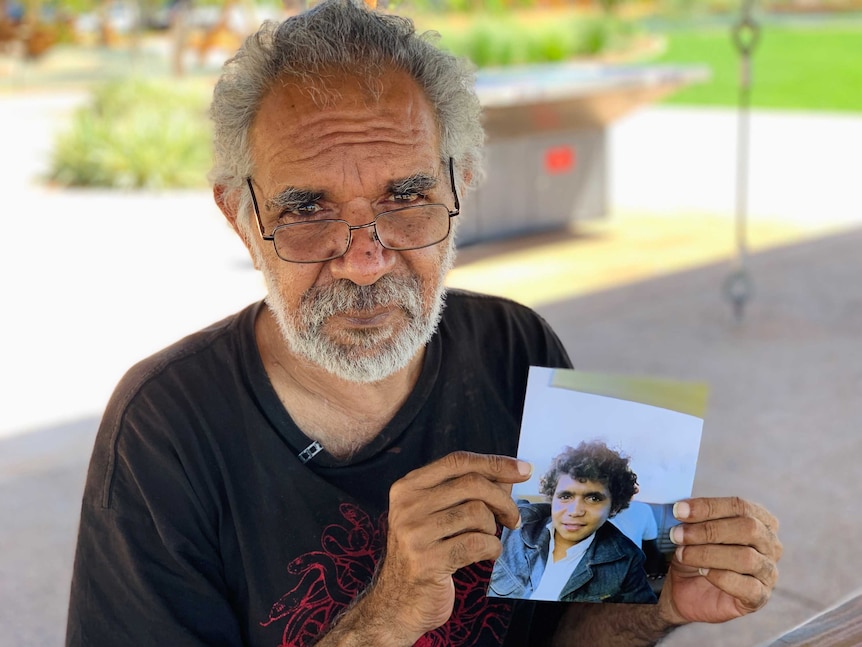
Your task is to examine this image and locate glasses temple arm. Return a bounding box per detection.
[245,177,267,237]
[448,158,460,214]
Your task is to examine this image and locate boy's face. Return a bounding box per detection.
[550,474,613,551]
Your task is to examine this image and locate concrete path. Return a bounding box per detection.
[2,92,861,646]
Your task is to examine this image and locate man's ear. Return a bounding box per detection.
[461,168,473,189]
[214,183,260,270]
[213,184,243,237]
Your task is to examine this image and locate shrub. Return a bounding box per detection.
[437,14,641,67]
[50,78,212,189]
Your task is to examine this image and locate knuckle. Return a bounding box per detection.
[703,521,721,544]
[485,453,505,475]
[729,496,748,517]
[389,479,407,500]
[449,533,493,568]
[760,558,779,585]
[742,546,762,572]
[439,507,464,531]
[753,584,771,610]
[773,536,784,560]
[460,472,485,491]
[740,515,760,537]
[443,451,470,471]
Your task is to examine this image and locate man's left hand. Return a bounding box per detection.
[658,497,782,625]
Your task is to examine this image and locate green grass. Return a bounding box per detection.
[654,22,862,111]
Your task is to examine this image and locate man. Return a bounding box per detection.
[66,1,782,645]
[489,442,656,604]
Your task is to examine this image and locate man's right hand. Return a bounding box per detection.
[322,451,532,646]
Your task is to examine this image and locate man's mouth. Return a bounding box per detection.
[339,308,395,327]
[562,523,587,532]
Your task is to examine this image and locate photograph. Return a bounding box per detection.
[488,367,707,604]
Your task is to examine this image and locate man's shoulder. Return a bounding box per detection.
[444,288,537,315]
[111,302,259,412]
[441,288,571,368]
[442,288,553,336]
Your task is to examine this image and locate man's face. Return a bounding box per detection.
[242,68,456,382]
[550,474,613,551]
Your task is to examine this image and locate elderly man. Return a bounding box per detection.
[66,1,781,645]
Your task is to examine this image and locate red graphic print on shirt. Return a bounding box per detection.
[261,503,511,646]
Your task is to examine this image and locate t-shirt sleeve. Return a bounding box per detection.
[642,505,659,541]
[66,383,243,646]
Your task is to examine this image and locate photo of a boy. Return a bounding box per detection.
[488,440,656,604]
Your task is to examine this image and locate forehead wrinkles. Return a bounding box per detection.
[251,70,440,170]
[289,114,433,164]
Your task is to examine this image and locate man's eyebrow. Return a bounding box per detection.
[389,173,438,195]
[265,187,325,212]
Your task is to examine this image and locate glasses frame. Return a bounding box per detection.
[245,158,461,264]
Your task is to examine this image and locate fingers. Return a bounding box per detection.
[364,452,531,639]
[673,542,779,590]
[393,452,531,530]
[674,497,779,535]
[671,497,783,561]
[668,496,782,615]
[405,451,533,489]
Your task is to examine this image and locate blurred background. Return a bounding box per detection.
[1,0,860,645]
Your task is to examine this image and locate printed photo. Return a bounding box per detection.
[487,367,707,604]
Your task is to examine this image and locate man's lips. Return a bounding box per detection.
[337,307,395,326]
[561,522,587,532]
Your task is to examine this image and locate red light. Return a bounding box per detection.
[544,146,575,174]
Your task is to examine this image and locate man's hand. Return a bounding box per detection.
[658,497,782,626]
[326,451,531,646]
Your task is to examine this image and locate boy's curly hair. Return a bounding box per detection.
[539,441,639,516]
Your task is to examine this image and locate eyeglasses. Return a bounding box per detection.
[246,158,460,264]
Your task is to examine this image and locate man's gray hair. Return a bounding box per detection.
[209,0,484,216]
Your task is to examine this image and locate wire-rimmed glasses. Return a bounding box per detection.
[246,158,460,263]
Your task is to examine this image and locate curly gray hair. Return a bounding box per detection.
[209,0,484,226]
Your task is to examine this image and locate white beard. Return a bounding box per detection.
[261,242,455,383]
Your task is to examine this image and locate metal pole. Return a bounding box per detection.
[724,0,761,322]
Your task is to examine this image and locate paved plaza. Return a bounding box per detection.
[1,87,861,646]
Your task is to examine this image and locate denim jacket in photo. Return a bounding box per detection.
[488,501,657,604]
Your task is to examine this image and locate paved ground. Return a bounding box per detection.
[2,84,862,646]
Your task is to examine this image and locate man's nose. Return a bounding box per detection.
[329,210,396,286]
[567,499,586,517]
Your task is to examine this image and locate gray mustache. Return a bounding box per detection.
[300,275,422,321]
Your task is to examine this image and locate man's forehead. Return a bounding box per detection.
[249,67,442,183]
[558,475,610,492]
[253,67,437,134]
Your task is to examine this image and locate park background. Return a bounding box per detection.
[1,0,861,645]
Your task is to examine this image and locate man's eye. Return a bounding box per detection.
[393,192,424,203]
[282,203,322,218]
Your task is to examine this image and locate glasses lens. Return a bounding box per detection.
[376,205,451,251]
[273,220,350,263]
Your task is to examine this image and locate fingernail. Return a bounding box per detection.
[698,567,710,577]
[673,501,691,520]
[517,460,533,477]
[675,546,684,562]
[670,525,684,545]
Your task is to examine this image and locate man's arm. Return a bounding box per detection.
[316,452,532,647]
[551,497,782,647]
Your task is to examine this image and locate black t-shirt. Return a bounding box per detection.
[67,290,572,646]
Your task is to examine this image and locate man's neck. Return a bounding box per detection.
[255,307,424,460]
